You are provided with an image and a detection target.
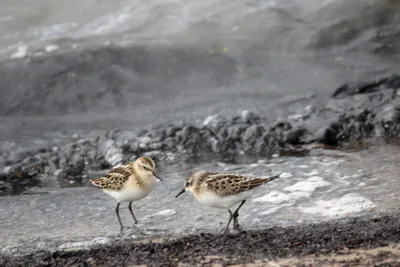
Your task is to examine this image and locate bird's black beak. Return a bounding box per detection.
[175,188,185,198]
[153,172,163,182]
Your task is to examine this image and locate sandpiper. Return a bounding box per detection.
[175,171,281,233]
[90,156,162,232]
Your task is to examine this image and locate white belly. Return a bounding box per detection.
[103,182,155,203]
[195,190,255,209]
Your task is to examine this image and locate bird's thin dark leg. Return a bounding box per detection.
[232,200,246,230]
[128,201,139,224]
[115,202,124,232]
[224,210,234,234]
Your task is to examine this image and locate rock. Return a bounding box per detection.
[98,138,124,166]
[47,156,59,172]
[57,159,86,187]
[54,169,63,177]
[202,115,226,131]
[225,124,249,141]
[0,161,47,195]
[332,74,400,99]
[162,137,176,150]
[318,110,375,146]
[129,141,140,153]
[375,102,400,141]
[138,136,152,150]
[242,125,266,152]
[285,128,310,145]
[113,131,138,148]
[240,110,262,124]
[105,148,123,166]
[143,150,164,160]
[242,125,265,142]
[164,126,181,137]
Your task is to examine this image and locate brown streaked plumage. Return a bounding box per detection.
[192,172,276,196]
[90,156,162,232]
[91,164,135,190]
[175,171,281,233]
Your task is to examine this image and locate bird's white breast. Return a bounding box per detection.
[103,176,156,203]
[194,189,255,209]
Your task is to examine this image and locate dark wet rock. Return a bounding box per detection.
[242,124,265,142]
[225,124,249,141]
[284,127,311,145]
[375,100,400,142]
[0,161,47,195]
[164,126,181,138]
[332,74,400,98]
[112,131,138,148]
[318,110,375,146]
[56,158,86,187]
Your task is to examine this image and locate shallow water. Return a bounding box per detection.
[1,144,399,248]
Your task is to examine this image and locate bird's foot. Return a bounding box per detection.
[233,224,243,232]
[119,227,125,235]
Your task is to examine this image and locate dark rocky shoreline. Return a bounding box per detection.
[2,210,400,266]
[2,73,400,196]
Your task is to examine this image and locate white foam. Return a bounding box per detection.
[288,114,303,121]
[57,237,111,250]
[299,193,376,217]
[283,176,330,192]
[261,206,282,215]
[151,209,177,216]
[303,170,320,176]
[45,44,59,52]
[319,161,340,166]
[10,46,27,59]
[253,190,311,204]
[297,164,309,168]
[260,203,293,215]
[280,172,293,178]
[253,190,291,204]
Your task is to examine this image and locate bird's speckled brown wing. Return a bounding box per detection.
[90,164,133,191]
[203,173,272,197]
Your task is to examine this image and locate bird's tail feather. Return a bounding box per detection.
[90,177,104,188]
[261,173,282,183]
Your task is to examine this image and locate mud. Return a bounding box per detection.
[1,211,400,266]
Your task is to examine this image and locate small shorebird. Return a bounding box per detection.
[90,156,162,232]
[175,171,281,233]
